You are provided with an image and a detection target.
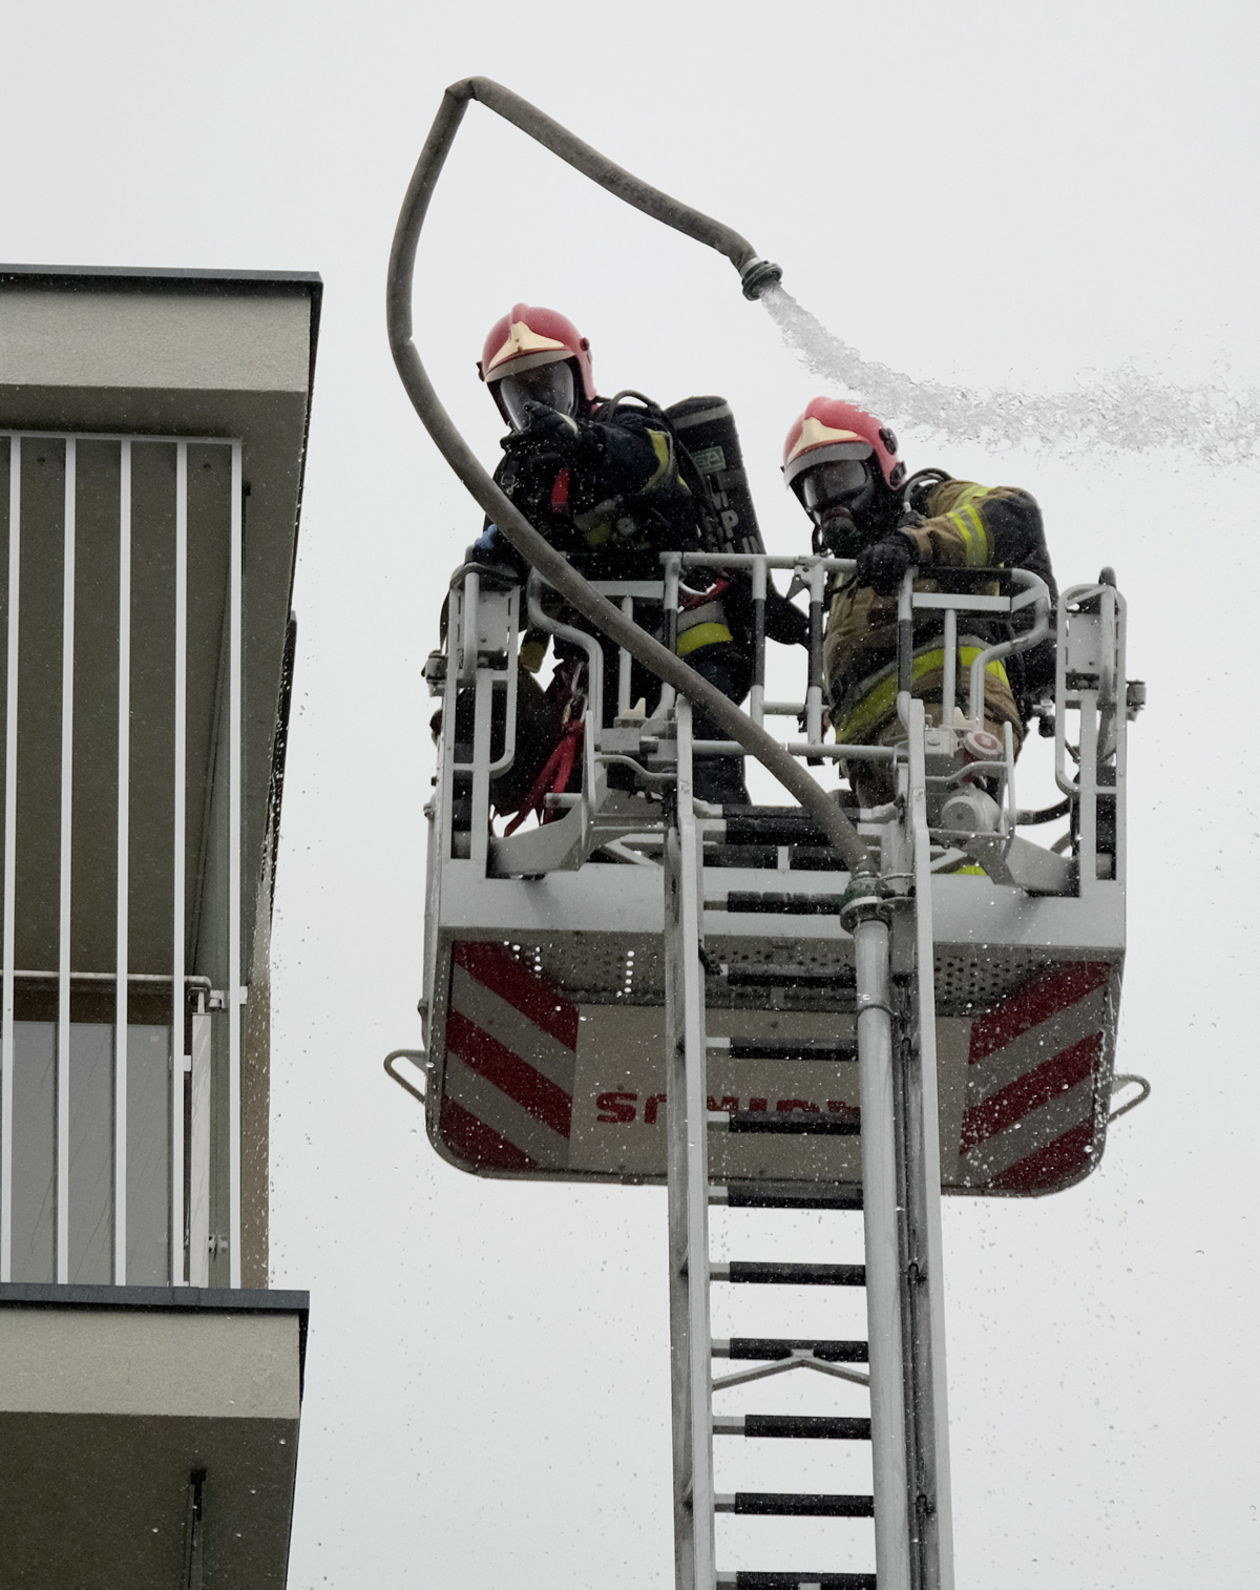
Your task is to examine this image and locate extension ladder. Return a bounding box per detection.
[665,698,952,1590]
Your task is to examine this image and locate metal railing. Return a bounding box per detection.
[433,551,1126,882]
[0,431,248,1288]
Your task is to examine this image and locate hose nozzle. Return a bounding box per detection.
[739,257,783,300]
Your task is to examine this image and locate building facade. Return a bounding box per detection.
[0,265,319,1588]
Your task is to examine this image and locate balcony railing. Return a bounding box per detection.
[0,431,249,1288]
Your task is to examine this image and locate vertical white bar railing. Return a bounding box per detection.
[114,440,132,1285]
[56,439,76,1284]
[228,442,243,1288]
[187,1000,212,1286]
[941,604,957,727]
[170,442,188,1285]
[0,437,19,1282]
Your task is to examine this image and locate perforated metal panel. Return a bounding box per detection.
[452,933,1057,1020]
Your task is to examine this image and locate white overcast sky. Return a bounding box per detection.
[5,1,1260,1585]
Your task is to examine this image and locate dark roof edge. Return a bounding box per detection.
[0,1281,310,1313]
[0,1282,312,1390]
[0,263,322,293]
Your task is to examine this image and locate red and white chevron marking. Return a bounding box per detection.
[958,960,1114,1193]
[437,941,577,1172]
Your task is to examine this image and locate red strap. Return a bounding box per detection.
[550,465,572,514]
[679,574,731,610]
[502,719,585,836]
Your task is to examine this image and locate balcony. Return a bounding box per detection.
[0,264,319,1584]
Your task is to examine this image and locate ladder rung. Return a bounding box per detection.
[715,1415,872,1441]
[709,892,846,916]
[712,1181,864,1210]
[717,1492,875,1517]
[710,813,830,846]
[718,1574,876,1589]
[714,1338,869,1363]
[713,1111,860,1136]
[716,963,855,990]
[710,1037,858,1062]
[712,1262,866,1287]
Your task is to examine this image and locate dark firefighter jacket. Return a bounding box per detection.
[487,398,807,664]
[823,479,1057,746]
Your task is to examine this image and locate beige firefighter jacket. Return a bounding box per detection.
[823,480,1037,747]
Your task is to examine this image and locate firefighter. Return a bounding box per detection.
[473,303,753,806]
[783,397,1057,810]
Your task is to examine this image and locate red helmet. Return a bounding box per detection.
[478,304,596,421]
[782,397,905,498]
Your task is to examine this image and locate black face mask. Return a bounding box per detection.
[812,505,864,558]
[800,458,872,517]
[497,361,578,431]
[804,462,898,555]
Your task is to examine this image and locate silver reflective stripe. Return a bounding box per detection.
[676,597,726,633]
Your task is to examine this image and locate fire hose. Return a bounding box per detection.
[386,75,873,879]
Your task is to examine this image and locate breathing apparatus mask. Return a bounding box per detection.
[497,360,578,432]
[802,456,887,557]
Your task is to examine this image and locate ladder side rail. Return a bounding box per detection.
[902,698,955,1590]
[851,895,913,1590]
[664,694,717,1590]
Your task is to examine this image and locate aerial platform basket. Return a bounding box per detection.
[416,555,1135,1198]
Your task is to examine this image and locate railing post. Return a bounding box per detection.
[56,437,76,1285]
[114,439,132,1285]
[1,436,19,1284]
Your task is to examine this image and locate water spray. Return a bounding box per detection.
[764,281,1260,464]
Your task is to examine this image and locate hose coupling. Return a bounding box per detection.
[838,870,891,932]
[739,258,784,300]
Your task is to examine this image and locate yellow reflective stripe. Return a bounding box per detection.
[836,646,1010,743]
[945,501,990,566]
[676,622,733,656]
[642,428,673,492]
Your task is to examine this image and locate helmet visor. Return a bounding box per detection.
[800,457,873,516]
[498,361,578,431]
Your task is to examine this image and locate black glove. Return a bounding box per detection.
[855,532,918,596]
[503,401,601,463]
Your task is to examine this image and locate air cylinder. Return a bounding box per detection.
[667,396,765,558]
